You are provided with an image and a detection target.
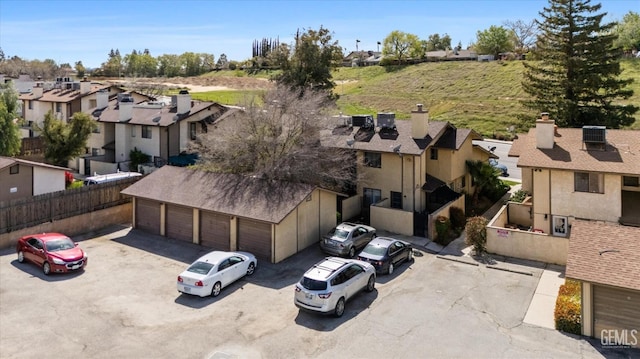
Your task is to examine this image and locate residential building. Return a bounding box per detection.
[0,156,68,202]
[488,113,640,346]
[84,91,231,175]
[322,104,494,237]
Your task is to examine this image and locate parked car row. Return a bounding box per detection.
[15,222,414,318]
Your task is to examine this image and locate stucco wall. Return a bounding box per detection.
[32,167,65,195]
[507,200,532,227]
[342,195,361,221]
[487,223,568,265]
[550,171,621,222]
[370,205,414,236]
[0,203,132,250]
[0,165,33,202]
[427,195,465,239]
[319,190,337,237]
[296,189,321,250]
[274,210,297,263]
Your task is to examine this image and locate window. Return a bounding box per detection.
[89,99,97,108]
[364,152,381,168]
[131,126,136,137]
[574,172,603,193]
[56,103,62,113]
[92,123,100,133]
[430,148,438,160]
[623,176,639,187]
[28,100,32,110]
[363,188,382,207]
[141,126,152,139]
[391,191,402,209]
[461,176,466,188]
[189,122,197,140]
[10,164,19,174]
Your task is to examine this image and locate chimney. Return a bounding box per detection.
[96,90,109,109]
[411,104,429,139]
[80,77,91,95]
[118,95,134,122]
[536,112,555,149]
[177,91,191,115]
[32,82,44,98]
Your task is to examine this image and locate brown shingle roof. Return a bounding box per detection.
[18,84,110,102]
[566,220,640,291]
[0,156,69,171]
[322,120,457,155]
[121,166,316,224]
[510,128,640,175]
[93,100,225,126]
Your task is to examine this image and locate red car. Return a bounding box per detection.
[16,233,88,275]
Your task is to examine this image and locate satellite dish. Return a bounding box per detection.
[346,139,355,147]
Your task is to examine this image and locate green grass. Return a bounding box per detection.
[190,90,266,106]
[194,59,640,136]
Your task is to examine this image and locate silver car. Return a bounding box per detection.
[320,222,377,258]
[294,257,376,317]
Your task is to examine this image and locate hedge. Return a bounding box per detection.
[554,279,582,335]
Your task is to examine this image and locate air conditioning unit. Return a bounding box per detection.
[351,115,374,128]
[582,126,606,143]
[377,112,396,129]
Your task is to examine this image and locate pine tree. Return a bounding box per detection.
[522,0,637,128]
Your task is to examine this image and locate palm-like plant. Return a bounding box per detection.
[466,160,502,207]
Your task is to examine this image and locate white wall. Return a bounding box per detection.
[32,167,65,195]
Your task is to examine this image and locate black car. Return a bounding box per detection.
[357,237,413,274]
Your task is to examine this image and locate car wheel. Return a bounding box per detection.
[366,275,375,292]
[17,251,25,263]
[42,262,51,275]
[211,282,222,297]
[246,262,255,276]
[348,246,356,258]
[334,297,346,317]
[388,263,394,275]
[407,250,414,262]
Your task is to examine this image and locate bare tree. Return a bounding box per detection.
[503,19,538,55]
[190,85,358,194]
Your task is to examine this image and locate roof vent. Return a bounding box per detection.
[582,126,606,144]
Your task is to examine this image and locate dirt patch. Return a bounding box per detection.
[106,76,273,92]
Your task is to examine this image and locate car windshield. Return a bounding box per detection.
[329,228,350,239]
[361,244,387,256]
[300,277,328,291]
[187,261,214,275]
[45,238,75,252]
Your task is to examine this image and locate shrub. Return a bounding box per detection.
[64,171,74,188]
[435,216,451,243]
[554,280,582,335]
[449,206,466,230]
[464,216,488,255]
[129,147,150,173]
[510,189,528,203]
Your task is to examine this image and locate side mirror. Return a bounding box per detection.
[75,242,79,247]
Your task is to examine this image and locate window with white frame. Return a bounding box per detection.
[574,172,603,193]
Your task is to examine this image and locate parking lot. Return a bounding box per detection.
[1,225,635,359]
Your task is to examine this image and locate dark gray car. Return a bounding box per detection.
[320,222,377,258]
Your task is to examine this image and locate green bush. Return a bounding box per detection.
[464,216,488,255]
[435,216,451,243]
[554,280,582,335]
[510,189,528,203]
[129,147,150,172]
[449,206,466,230]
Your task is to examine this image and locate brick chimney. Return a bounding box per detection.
[411,104,429,139]
[536,112,555,149]
[177,91,191,115]
[118,94,134,122]
[32,82,44,98]
[96,90,109,109]
[80,77,91,95]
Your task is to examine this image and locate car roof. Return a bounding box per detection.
[365,236,397,248]
[24,233,70,242]
[304,257,351,281]
[195,251,234,264]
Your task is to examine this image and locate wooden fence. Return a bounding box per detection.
[0,177,139,234]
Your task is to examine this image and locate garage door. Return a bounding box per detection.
[594,285,640,348]
[238,218,271,261]
[200,211,230,250]
[136,198,160,235]
[166,204,193,242]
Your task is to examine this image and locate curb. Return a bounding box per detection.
[436,255,479,266]
[486,265,533,276]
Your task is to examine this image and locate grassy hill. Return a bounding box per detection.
[191,59,640,137]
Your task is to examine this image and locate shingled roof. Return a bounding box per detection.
[0,156,69,171]
[18,83,111,102]
[566,220,640,291]
[509,128,640,175]
[91,99,227,126]
[121,166,317,224]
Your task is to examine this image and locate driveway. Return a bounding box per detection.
[1,226,636,358]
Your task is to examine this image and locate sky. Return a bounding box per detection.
[1,0,637,69]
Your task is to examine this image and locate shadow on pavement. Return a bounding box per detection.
[294,289,379,332]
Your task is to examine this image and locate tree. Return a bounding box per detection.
[75,61,86,78]
[522,0,638,128]
[38,111,95,166]
[382,30,421,63]
[274,26,343,93]
[426,33,452,51]
[503,19,538,55]
[190,85,357,194]
[0,83,21,156]
[466,160,502,208]
[474,25,514,58]
[613,11,640,53]
[465,216,488,255]
[216,53,229,69]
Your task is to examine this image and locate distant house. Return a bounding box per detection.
[343,51,383,67]
[0,157,68,202]
[121,165,339,263]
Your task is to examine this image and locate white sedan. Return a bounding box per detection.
[177,251,257,297]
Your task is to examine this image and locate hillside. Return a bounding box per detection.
[184,60,640,137]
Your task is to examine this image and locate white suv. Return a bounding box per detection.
[294,257,376,317]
